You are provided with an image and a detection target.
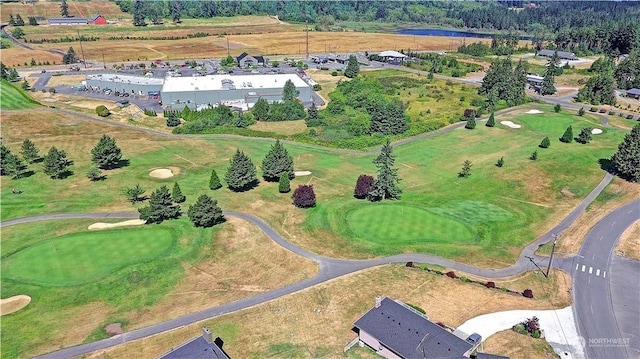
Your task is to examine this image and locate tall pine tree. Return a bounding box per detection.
[261,139,294,181]
[368,139,401,201]
[171,182,186,203]
[610,123,640,182]
[344,55,360,78]
[560,125,574,143]
[20,139,39,163]
[225,149,258,191]
[138,185,181,224]
[132,0,147,27]
[188,194,224,228]
[91,134,123,169]
[42,146,71,179]
[209,169,222,190]
[60,0,69,17]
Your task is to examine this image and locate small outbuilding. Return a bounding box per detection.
[48,17,88,26]
[537,49,577,61]
[377,50,408,65]
[89,14,107,25]
[626,88,640,99]
[236,52,265,68]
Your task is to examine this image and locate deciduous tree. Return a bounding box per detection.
[91,134,123,169]
[282,79,299,102]
[292,184,316,208]
[252,98,269,121]
[261,139,294,181]
[132,0,147,27]
[354,174,374,199]
[610,123,640,182]
[60,0,69,17]
[225,149,258,191]
[188,194,224,227]
[368,139,401,201]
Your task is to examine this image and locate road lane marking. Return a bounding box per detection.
[599,236,603,241]
[603,271,606,278]
[589,267,593,274]
[596,269,600,276]
[576,263,579,270]
[611,221,616,226]
[582,265,586,272]
[591,305,594,314]
[592,253,595,260]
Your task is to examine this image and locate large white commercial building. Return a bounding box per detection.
[85,73,313,110]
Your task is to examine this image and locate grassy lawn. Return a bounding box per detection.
[0,80,39,110]
[2,227,174,286]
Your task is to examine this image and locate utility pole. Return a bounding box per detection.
[77,30,87,69]
[102,53,106,69]
[226,36,230,57]
[546,234,559,278]
[305,20,309,59]
[525,256,547,277]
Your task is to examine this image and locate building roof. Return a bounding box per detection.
[86,73,164,86]
[353,297,473,358]
[89,14,103,21]
[538,49,576,59]
[159,336,230,359]
[236,52,265,64]
[378,50,408,58]
[475,353,510,359]
[162,74,308,93]
[626,88,640,95]
[48,17,88,24]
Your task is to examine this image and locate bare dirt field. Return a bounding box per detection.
[87,265,570,359]
[615,221,640,260]
[0,1,128,22]
[0,295,32,316]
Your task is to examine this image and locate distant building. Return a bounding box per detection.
[47,17,89,26]
[526,74,544,86]
[352,297,508,359]
[236,52,265,68]
[159,327,231,359]
[626,88,640,99]
[85,73,164,97]
[376,50,408,65]
[89,14,107,25]
[537,49,577,61]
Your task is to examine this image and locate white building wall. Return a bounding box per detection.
[359,330,403,359]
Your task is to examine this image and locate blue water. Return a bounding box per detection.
[397,28,533,40]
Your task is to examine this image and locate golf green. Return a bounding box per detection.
[347,204,474,244]
[2,227,175,286]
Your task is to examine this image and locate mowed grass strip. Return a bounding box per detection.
[0,80,39,110]
[347,204,474,244]
[2,227,174,286]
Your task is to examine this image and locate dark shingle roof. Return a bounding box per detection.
[353,297,473,359]
[159,336,230,359]
[626,88,640,95]
[538,49,577,60]
[475,353,510,359]
[89,14,101,22]
[236,52,264,64]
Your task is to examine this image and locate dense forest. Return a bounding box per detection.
[114,1,640,55]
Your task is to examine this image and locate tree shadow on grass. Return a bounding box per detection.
[228,180,259,193]
[104,159,130,170]
[17,170,35,179]
[598,158,613,173]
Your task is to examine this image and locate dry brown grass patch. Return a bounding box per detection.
[615,221,640,260]
[45,75,87,87]
[92,264,568,359]
[483,329,560,359]
[249,120,308,136]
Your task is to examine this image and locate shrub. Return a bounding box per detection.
[313,84,322,91]
[166,113,180,127]
[446,271,457,278]
[523,289,534,298]
[598,108,607,113]
[292,184,316,208]
[608,110,615,115]
[462,108,476,120]
[405,261,414,267]
[513,323,527,335]
[460,276,471,282]
[485,281,496,289]
[331,71,338,76]
[578,107,585,116]
[96,105,110,117]
[496,156,504,167]
[590,107,597,112]
[278,173,291,193]
[539,136,551,148]
[627,114,634,119]
[554,103,561,113]
[48,87,56,94]
[354,174,374,199]
[406,303,426,314]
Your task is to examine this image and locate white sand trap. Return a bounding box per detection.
[1,295,32,316]
[591,128,603,134]
[88,219,146,230]
[149,168,174,179]
[294,171,312,176]
[526,109,544,114]
[457,306,584,359]
[500,121,522,129]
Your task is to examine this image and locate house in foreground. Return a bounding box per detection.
[352,297,508,359]
[159,327,231,359]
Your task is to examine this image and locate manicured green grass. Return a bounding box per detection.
[2,227,174,286]
[0,79,39,110]
[347,204,474,244]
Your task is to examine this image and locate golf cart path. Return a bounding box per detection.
[3,173,631,358]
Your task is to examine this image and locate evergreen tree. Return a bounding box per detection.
[496,156,505,168]
[610,123,640,182]
[465,117,476,129]
[560,125,573,143]
[123,184,145,204]
[0,144,12,176]
[252,98,269,121]
[91,134,123,169]
[278,173,291,193]
[541,66,556,95]
[486,112,496,127]
[42,146,71,179]
[539,137,551,148]
[166,112,180,127]
[344,55,360,78]
[169,0,183,23]
[292,184,316,208]
[368,139,401,201]
[458,160,472,178]
[369,99,408,135]
[138,185,181,224]
[63,47,77,64]
[225,149,258,191]
[8,14,15,26]
[60,0,69,17]
[307,102,318,120]
[132,0,148,27]
[530,150,538,160]
[554,103,561,113]
[577,73,615,105]
[282,79,299,102]
[576,128,593,144]
[28,16,39,26]
[15,14,24,26]
[209,169,222,190]
[354,174,374,199]
[188,194,224,227]
[87,166,104,181]
[3,152,25,179]
[578,107,585,116]
[20,139,40,163]
[261,139,294,181]
[172,182,186,203]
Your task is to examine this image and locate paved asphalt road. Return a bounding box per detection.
[3,172,633,359]
[572,200,640,359]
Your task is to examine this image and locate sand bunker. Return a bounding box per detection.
[294,171,312,176]
[88,219,146,230]
[526,109,543,114]
[591,128,603,134]
[149,168,174,179]
[500,121,522,129]
[1,295,32,316]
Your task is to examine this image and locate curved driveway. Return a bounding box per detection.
[3,172,635,359]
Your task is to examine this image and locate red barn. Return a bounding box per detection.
[89,14,107,25]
